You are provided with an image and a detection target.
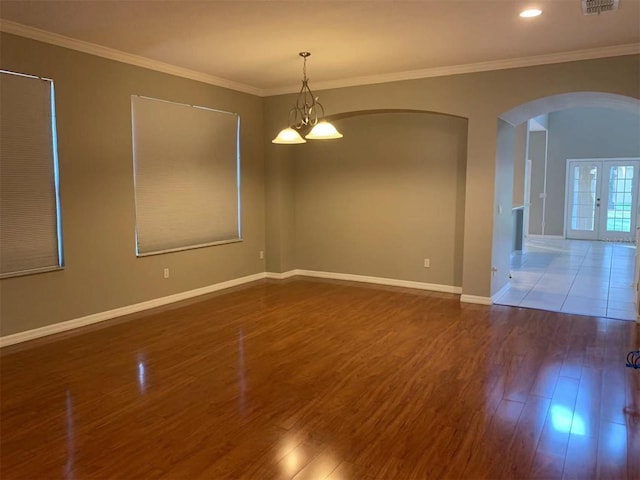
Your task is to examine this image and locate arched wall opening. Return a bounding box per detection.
[491,92,640,301]
[289,109,468,291]
[265,56,640,302]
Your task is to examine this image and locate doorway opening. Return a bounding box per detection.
[494,96,639,321]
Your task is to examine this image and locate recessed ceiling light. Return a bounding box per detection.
[520,8,542,17]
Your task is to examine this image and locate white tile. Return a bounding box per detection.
[494,287,530,306]
[531,284,571,296]
[610,265,635,277]
[611,252,634,260]
[510,271,544,286]
[541,279,577,288]
[517,238,637,319]
[611,255,636,268]
[607,299,636,313]
[612,245,635,255]
[584,250,612,257]
[578,266,611,277]
[572,277,610,289]
[549,257,583,268]
[561,295,607,317]
[546,263,580,276]
[581,258,612,268]
[573,270,610,281]
[606,308,637,321]
[610,276,634,288]
[520,291,566,311]
[537,273,576,285]
[569,285,609,300]
[608,286,636,303]
[612,256,635,263]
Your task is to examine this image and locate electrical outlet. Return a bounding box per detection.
[424,258,430,268]
[163,268,170,279]
[259,250,264,260]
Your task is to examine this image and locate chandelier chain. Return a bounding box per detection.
[289,52,325,129]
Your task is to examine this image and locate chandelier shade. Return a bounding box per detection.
[272,52,343,144]
[305,121,343,140]
[271,127,306,144]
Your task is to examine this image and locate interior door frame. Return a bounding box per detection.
[524,159,532,237]
[564,157,640,241]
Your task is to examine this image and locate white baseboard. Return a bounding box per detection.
[491,282,511,303]
[526,234,565,240]
[460,294,493,305]
[265,270,297,280]
[0,272,266,348]
[290,269,462,294]
[1,269,467,348]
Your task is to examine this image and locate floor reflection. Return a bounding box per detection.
[237,329,246,411]
[551,404,585,435]
[137,352,146,394]
[65,390,75,480]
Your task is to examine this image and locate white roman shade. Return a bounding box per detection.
[131,96,241,256]
[0,70,62,278]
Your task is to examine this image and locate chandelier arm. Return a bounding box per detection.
[274,51,342,141]
[288,107,301,129]
[302,82,322,126]
[313,101,325,124]
[295,81,307,110]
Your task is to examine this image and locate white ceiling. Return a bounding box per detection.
[1,0,639,96]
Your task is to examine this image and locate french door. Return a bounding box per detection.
[566,159,640,242]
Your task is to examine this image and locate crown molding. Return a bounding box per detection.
[2,19,638,98]
[0,19,264,97]
[264,43,640,96]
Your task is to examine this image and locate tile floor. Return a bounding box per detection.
[494,237,638,321]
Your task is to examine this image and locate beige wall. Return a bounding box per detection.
[0,33,266,336]
[292,112,467,287]
[491,120,516,296]
[528,131,548,235]
[266,54,640,298]
[264,145,296,274]
[1,31,639,338]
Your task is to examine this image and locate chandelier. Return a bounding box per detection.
[272,52,343,144]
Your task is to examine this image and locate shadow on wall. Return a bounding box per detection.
[291,109,468,289]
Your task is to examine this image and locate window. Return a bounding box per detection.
[131,96,241,256]
[0,70,63,278]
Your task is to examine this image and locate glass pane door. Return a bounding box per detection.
[566,161,601,240]
[566,159,639,242]
[600,160,639,242]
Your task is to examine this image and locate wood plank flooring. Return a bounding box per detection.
[1,278,638,479]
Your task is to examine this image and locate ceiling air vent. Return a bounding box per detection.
[582,0,619,15]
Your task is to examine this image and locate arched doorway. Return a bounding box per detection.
[493,93,640,320]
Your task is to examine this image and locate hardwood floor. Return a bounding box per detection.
[1,278,638,479]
